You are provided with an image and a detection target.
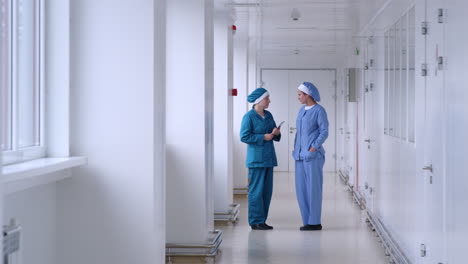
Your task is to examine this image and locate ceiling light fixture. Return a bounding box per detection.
[291,8,301,21]
[226,3,260,7]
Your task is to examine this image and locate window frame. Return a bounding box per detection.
[383,6,416,144]
[2,0,46,166]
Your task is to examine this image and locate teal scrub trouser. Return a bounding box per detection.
[248,167,274,226]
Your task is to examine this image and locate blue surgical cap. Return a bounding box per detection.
[298,82,320,102]
[247,88,269,104]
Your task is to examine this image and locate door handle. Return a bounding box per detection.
[364,139,371,143]
[422,165,433,173]
[289,127,296,134]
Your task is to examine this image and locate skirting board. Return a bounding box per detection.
[365,210,411,264]
[166,230,223,258]
[214,204,240,223]
[338,170,411,264]
[233,187,248,195]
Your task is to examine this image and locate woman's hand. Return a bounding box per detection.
[264,133,274,141]
[309,147,316,152]
[272,127,280,136]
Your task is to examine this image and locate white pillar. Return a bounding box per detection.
[59,1,163,263]
[166,0,215,245]
[154,0,166,262]
[0,0,6,256]
[247,10,258,93]
[213,4,234,214]
[232,15,249,194]
[0,104,3,264]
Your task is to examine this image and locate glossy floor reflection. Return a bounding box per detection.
[215,172,388,264]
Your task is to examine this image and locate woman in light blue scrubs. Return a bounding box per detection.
[240,88,281,230]
[292,82,329,231]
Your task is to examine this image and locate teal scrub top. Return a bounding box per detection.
[240,108,281,168]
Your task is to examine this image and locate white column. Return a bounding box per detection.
[58,1,163,263]
[213,4,234,213]
[0,0,5,259]
[232,15,249,193]
[247,11,258,93]
[154,0,166,261]
[0,105,3,264]
[166,0,215,244]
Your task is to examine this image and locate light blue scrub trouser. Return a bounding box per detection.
[248,167,273,226]
[295,154,325,225]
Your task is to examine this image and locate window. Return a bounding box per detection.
[1,0,45,165]
[384,6,416,143]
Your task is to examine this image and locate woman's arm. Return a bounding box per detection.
[240,115,265,145]
[311,108,329,149]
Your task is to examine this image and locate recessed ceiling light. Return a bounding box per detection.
[291,8,301,21]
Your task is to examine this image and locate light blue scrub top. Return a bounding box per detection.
[240,109,281,168]
[292,104,329,161]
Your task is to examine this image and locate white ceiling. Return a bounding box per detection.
[232,0,362,56]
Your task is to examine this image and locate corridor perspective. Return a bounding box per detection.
[1,0,468,264]
[215,172,388,264]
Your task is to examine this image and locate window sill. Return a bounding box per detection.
[2,157,87,195]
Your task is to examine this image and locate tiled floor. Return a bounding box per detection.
[214,172,389,264]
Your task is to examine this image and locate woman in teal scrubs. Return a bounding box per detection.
[292,82,329,231]
[240,88,281,230]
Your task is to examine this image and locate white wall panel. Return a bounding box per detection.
[46,0,70,157]
[444,0,468,263]
[4,183,56,264]
[350,1,424,263]
[349,0,468,262]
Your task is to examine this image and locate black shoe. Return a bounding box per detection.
[262,223,274,230]
[251,224,270,230]
[300,224,322,231]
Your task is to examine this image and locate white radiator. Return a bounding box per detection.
[3,220,21,264]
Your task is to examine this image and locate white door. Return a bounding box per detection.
[422,1,447,263]
[359,38,378,211]
[261,70,289,172]
[336,73,346,172]
[288,70,336,173]
[263,69,336,173]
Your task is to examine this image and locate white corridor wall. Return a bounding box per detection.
[57,1,165,264]
[343,0,468,263]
